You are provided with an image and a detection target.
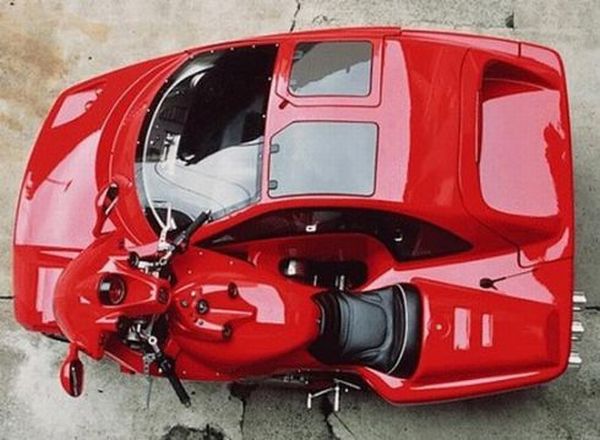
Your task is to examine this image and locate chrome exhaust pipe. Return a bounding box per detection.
[571,320,584,341]
[568,351,582,370]
[573,291,587,312]
[570,290,586,370]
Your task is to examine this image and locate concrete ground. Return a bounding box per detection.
[0,0,598,438]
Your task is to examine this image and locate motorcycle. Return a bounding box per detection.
[13,27,582,409]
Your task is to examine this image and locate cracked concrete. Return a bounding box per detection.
[1,0,599,438]
[289,0,302,32]
[162,424,227,440]
[229,383,257,436]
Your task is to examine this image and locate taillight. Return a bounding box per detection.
[98,274,127,305]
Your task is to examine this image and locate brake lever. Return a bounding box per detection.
[157,203,175,253]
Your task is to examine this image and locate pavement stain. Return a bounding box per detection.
[62,12,110,42]
[0,22,67,119]
[0,2,109,123]
[0,112,23,132]
[162,424,227,440]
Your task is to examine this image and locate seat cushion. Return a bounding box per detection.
[309,284,421,377]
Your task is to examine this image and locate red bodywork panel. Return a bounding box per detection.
[13,27,574,404]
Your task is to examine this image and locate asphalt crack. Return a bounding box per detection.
[505,11,515,29]
[318,396,359,440]
[229,382,257,438]
[289,0,302,32]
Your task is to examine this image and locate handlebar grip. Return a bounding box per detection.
[185,211,210,237]
[172,211,210,249]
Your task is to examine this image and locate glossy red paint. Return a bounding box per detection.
[13,27,574,405]
[53,232,171,359]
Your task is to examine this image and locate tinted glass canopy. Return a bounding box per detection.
[136,45,277,232]
[269,121,378,197]
[289,41,372,96]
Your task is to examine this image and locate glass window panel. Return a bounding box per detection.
[269,122,377,197]
[289,41,372,96]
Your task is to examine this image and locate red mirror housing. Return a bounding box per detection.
[60,344,84,398]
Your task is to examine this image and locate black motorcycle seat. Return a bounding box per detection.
[309,284,421,378]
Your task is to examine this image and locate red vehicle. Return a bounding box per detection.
[13,27,584,409]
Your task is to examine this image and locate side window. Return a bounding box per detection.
[289,41,372,96]
[203,208,471,262]
[269,121,378,197]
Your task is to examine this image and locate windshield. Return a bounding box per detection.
[136,45,278,233]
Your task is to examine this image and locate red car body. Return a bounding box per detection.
[13,27,579,406]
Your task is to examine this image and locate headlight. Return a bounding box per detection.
[98,274,127,305]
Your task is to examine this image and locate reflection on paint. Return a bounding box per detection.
[239,284,285,324]
[15,131,101,248]
[482,313,493,347]
[544,227,570,261]
[52,87,103,128]
[480,89,561,217]
[36,267,63,323]
[413,371,537,391]
[453,307,470,350]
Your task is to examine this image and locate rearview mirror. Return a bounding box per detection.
[60,344,84,397]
